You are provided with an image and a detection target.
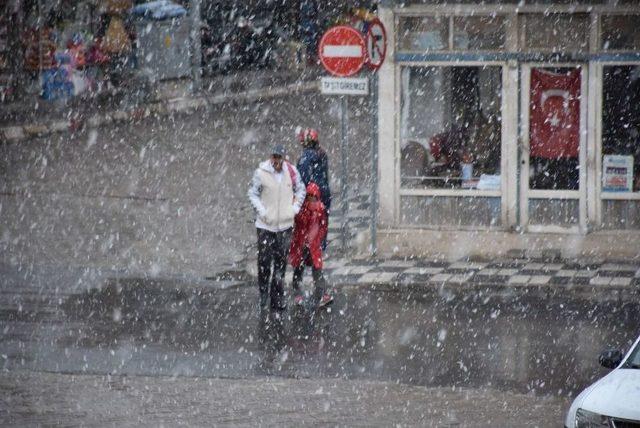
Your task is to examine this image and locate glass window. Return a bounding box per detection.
[400,195,501,227]
[601,15,640,51]
[400,66,502,190]
[522,13,589,52]
[398,16,449,52]
[601,200,640,229]
[529,199,579,226]
[453,16,506,50]
[602,65,640,193]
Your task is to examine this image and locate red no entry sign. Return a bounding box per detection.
[318,25,366,77]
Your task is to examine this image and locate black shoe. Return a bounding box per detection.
[260,294,269,309]
[318,293,334,308]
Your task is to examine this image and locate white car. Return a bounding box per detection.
[565,334,640,428]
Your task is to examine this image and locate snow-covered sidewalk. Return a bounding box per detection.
[314,256,640,292]
[1,69,319,144]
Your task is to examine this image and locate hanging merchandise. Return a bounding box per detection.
[66,33,86,68]
[58,39,90,96]
[69,69,89,96]
[86,42,110,65]
[41,67,73,100]
[24,28,57,71]
[529,68,581,159]
[102,16,131,55]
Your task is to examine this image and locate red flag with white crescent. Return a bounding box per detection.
[529,68,581,159]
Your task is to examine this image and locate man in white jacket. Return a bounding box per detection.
[248,144,306,311]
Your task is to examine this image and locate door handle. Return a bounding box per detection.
[518,137,529,165]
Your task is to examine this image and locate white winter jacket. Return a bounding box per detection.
[248,160,306,232]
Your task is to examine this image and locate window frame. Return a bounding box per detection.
[396,12,510,54]
[518,12,591,54]
[594,61,640,230]
[599,13,640,53]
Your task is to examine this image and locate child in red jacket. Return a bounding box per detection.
[289,182,333,308]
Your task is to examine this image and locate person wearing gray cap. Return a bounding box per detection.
[248,144,306,311]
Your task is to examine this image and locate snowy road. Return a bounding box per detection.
[1,371,567,427]
[1,269,638,426]
[0,92,373,278]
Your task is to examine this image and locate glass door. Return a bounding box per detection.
[519,64,588,233]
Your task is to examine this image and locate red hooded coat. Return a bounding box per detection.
[289,183,328,270]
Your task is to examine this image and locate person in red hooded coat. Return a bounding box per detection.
[289,182,333,308]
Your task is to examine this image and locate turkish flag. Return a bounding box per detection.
[530,68,581,159]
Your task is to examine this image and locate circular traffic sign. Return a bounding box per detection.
[318,25,366,77]
[365,18,387,69]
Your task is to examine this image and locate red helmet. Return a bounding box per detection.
[298,128,319,144]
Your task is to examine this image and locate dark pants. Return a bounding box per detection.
[257,228,292,310]
[291,248,326,306]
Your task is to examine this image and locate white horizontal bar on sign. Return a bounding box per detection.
[323,45,363,58]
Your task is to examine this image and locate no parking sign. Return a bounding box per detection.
[365,18,386,70]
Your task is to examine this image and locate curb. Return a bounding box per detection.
[362,279,640,301]
[212,274,640,302]
[0,81,319,144]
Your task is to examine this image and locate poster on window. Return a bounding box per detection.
[529,68,581,159]
[602,155,634,192]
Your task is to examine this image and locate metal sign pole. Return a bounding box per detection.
[319,21,384,258]
[341,96,348,254]
[370,72,378,256]
[190,0,202,93]
[37,0,42,90]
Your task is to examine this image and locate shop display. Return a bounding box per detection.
[400,65,502,189]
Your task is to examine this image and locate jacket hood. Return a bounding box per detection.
[259,160,275,173]
[260,159,290,174]
[306,182,321,199]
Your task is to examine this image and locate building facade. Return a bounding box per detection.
[375,1,640,258]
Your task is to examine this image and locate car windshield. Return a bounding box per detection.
[622,340,640,369]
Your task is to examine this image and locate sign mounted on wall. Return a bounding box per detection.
[603,155,634,192]
[365,18,386,69]
[318,25,367,77]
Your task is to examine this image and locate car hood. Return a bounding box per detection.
[581,368,640,420]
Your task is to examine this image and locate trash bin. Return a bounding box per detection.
[132,1,190,81]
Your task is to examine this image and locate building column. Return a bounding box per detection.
[377,4,396,226]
